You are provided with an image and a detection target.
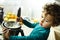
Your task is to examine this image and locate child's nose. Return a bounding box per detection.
[41,18,44,23]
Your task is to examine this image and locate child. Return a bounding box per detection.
[3,3,60,40]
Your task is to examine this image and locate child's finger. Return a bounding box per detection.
[3,29,10,39]
[3,29,10,33]
[2,27,7,31]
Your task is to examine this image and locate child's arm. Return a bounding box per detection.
[9,33,44,40]
[19,17,38,28]
[22,19,38,28]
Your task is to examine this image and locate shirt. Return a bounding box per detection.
[9,19,50,40]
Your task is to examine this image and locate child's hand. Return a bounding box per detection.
[17,17,23,25]
[3,27,10,40]
[19,17,23,22]
[19,17,23,25]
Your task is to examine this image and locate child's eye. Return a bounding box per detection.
[45,20,49,22]
[41,16,43,18]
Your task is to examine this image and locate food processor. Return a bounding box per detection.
[2,8,24,36]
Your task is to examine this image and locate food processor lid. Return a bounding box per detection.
[2,21,21,29]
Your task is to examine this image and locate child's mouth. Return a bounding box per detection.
[40,22,42,26]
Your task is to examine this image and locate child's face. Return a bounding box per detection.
[40,13,54,28]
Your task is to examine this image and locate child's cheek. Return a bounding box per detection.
[42,23,50,27]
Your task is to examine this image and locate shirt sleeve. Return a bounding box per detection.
[22,19,38,28]
[9,33,44,40]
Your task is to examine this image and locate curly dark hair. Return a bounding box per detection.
[43,3,60,26]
